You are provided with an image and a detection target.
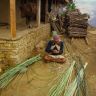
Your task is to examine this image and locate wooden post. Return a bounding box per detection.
[10,0,16,38]
[45,0,48,23]
[37,0,41,27]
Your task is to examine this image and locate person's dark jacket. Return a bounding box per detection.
[45,40,64,55]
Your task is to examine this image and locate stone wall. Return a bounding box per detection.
[0,24,50,66]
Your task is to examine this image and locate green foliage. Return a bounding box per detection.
[48,61,76,96]
[48,59,88,96]
[0,54,41,88]
[67,3,76,11]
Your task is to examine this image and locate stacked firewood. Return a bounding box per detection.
[65,10,89,37]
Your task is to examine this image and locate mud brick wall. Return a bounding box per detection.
[0,24,50,65]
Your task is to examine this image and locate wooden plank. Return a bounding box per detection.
[37,0,41,27]
[10,0,16,38]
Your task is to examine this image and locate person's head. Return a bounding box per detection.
[53,35,61,43]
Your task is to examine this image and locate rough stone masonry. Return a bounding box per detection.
[0,24,50,66]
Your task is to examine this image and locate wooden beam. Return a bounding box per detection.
[10,0,16,38]
[37,0,41,27]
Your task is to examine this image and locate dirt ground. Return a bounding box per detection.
[0,29,96,96]
[64,30,96,96]
[0,60,70,96]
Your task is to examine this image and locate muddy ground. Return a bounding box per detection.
[0,29,96,96]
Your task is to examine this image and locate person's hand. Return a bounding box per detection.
[53,50,59,54]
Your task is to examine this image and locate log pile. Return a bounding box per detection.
[49,15,66,34]
[48,8,89,37]
[66,10,89,37]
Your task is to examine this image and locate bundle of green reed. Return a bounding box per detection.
[48,59,88,96]
[0,54,41,89]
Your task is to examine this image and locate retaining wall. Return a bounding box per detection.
[0,24,50,65]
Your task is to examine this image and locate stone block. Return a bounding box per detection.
[0,24,50,65]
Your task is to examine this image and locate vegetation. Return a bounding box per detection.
[0,54,41,89]
[48,57,88,96]
[67,3,76,11]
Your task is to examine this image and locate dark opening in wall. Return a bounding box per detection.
[48,0,52,12]
[41,0,46,22]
